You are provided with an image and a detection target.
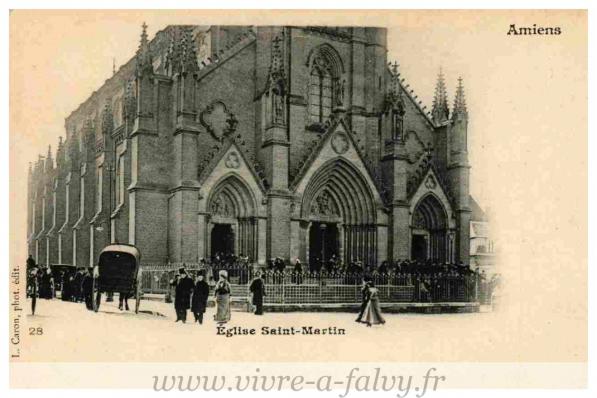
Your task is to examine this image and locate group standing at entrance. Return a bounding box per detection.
[169,267,267,325]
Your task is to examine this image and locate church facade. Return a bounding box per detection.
[26,25,472,267]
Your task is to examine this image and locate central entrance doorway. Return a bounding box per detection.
[211,224,235,258]
[309,222,339,266]
[411,234,428,262]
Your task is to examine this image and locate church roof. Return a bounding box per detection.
[389,65,436,128]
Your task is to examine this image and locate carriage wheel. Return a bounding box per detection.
[92,277,101,312]
[134,282,141,314]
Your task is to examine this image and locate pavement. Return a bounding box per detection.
[19,297,518,362]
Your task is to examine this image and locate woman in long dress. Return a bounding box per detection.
[214,270,231,324]
[360,281,386,327]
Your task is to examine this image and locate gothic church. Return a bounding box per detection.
[27,25,472,267]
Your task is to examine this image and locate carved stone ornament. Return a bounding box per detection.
[424,175,437,190]
[225,152,240,169]
[413,209,427,228]
[310,191,338,217]
[210,194,235,217]
[331,132,349,155]
[200,101,238,141]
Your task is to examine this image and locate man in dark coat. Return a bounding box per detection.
[39,267,53,299]
[249,271,266,315]
[82,268,94,310]
[174,268,194,323]
[73,269,84,302]
[26,255,36,270]
[191,271,210,324]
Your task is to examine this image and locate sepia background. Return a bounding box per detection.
[9,8,587,372]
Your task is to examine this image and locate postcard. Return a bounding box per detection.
[8,9,588,392]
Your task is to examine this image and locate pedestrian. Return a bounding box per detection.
[191,271,210,324]
[39,267,54,299]
[214,270,231,324]
[355,276,371,323]
[418,279,431,302]
[249,271,266,315]
[358,281,386,327]
[82,267,94,310]
[173,268,194,323]
[26,254,36,272]
[61,270,71,301]
[28,265,39,315]
[292,259,303,284]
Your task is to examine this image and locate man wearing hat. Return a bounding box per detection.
[191,270,210,324]
[249,271,266,315]
[82,267,95,310]
[174,268,194,323]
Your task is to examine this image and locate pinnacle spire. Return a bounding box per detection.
[452,76,468,120]
[140,22,148,49]
[431,67,449,124]
[136,22,153,76]
[47,145,52,159]
[388,61,400,98]
[269,35,284,78]
[180,27,198,74]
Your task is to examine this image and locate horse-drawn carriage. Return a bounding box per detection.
[92,244,142,313]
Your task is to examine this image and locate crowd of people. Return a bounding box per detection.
[26,254,134,314]
[26,250,500,321]
[201,252,485,277]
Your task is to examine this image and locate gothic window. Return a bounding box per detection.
[79,175,85,219]
[309,66,332,123]
[41,187,46,228]
[117,155,125,206]
[309,57,333,124]
[64,183,69,223]
[113,97,123,127]
[96,166,103,213]
[52,190,57,226]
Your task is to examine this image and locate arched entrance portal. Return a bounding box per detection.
[207,175,258,261]
[411,194,448,262]
[308,222,339,265]
[211,224,234,258]
[302,159,378,266]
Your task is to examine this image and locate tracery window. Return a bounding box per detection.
[309,60,333,124]
[96,166,103,213]
[117,155,125,206]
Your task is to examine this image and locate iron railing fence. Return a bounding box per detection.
[139,265,481,304]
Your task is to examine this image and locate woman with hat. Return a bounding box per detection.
[358,280,386,327]
[191,270,210,324]
[214,270,231,324]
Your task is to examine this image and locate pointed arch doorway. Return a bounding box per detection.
[206,175,258,261]
[308,221,340,266]
[210,224,235,258]
[301,159,378,266]
[411,194,449,262]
